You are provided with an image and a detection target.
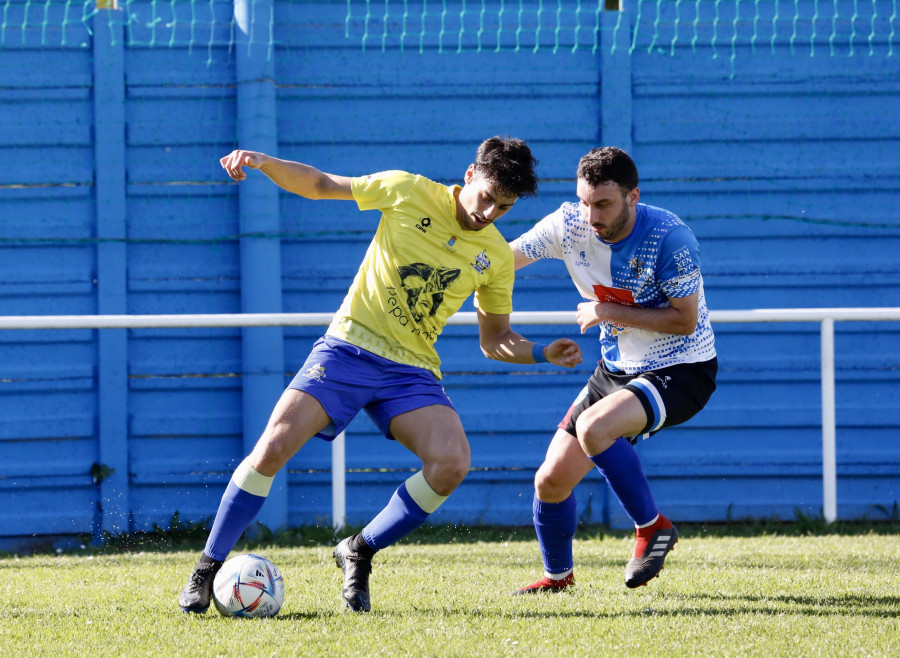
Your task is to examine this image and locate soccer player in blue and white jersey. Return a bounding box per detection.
[510,147,717,592]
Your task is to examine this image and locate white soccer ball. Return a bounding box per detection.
[212,553,285,618]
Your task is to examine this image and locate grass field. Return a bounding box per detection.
[2,522,898,657]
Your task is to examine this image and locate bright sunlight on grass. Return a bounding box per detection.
[2,525,898,657]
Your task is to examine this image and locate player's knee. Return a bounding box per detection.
[446,451,471,486]
[250,427,295,474]
[574,414,614,455]
[574,414,598,446]
[431,449,470,492]
[534,464,573,502]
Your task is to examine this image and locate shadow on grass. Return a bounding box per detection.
[674,592,900,617]
[265,592,900,620]
[429,591,900,620]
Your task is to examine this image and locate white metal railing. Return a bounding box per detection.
[3,307,900,526]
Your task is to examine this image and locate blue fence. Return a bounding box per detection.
[1,0,898,547]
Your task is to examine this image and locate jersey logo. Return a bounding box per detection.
[303,363,326,382]
[471,250,491,274]
[593,284,637,306]
[628,256,644,277]
[397,263,462,323]
[416,217,432,233]
[673,246,696,275]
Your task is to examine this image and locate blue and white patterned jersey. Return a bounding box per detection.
[512,202,717,374]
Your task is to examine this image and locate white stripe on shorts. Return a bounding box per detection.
[632,376,667,433]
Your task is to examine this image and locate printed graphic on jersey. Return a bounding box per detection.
[593,284,637,306]
[397,263,461,323]
[673,246,696,275]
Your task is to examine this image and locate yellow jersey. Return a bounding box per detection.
[326,170,515,379]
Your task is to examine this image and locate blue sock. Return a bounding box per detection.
[533,493,577,575]
[203,481,267,561]
[590,437,658,526]
[361,481,430,551]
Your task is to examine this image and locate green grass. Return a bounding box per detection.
[2,523,898,657]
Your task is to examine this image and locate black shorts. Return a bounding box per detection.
[559,358,717,444]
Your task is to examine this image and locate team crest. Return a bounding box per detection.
[628,256,644,277]
[303,363,326,382]
[471,250,491,274]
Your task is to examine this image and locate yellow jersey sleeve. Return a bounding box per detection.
[351,170,416,212]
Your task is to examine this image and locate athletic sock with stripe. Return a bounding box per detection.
[361,471,448,551]
[203,460,273,561]
[589,436,658,527]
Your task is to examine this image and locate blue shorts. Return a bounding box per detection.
[287,335,455,441]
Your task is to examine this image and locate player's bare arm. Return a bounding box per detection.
[576,291,699,336]
[476,309,583,367]
[511,244,535,271]
[220,149,354,200]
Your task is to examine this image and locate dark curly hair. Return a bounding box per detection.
[474,136,539,199]
[577,147,639,191]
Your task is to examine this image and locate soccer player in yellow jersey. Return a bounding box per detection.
[178,137,583,614]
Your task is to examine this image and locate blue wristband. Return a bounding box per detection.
[532,343,548,363]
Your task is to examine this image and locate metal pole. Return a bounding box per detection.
[821,318,837,523]
[332,431,347,532]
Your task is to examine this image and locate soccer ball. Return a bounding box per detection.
[212,553,285,618]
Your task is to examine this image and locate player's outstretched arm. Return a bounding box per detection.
[476,309,582,368]
[220,150,354,201]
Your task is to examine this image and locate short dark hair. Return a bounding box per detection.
[474,136,539,199]
[577,147,639,191]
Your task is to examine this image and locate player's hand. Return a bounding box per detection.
[544,338,583,368]
[576,301,604,334]
[220,150,267,181]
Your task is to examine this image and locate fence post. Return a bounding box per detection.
[234,0,287,531]
[92,3,129,537]
[821,318,837,523]
[332,432,347,531]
